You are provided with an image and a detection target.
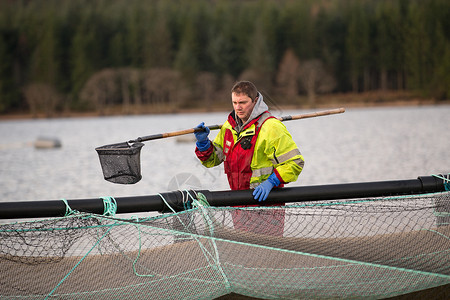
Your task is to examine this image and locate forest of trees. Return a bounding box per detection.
[0,0,449,116]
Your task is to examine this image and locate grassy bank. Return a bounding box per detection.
[1,91,448,121]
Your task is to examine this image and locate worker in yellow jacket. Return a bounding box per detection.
[195,80,304,200]
[194,81,304,236]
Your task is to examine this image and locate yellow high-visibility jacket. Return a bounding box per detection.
[196,111,304,190]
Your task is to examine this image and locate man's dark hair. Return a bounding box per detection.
[231,81,258,101]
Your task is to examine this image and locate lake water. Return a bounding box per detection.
[0,105,449,212]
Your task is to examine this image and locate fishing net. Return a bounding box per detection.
[95,142,144,184]
[1,191,449,299]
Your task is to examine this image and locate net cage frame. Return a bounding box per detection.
[0,191,449,299]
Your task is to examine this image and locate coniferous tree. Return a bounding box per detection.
[346,2,372,92]
[207,2,242,77]
[143,14,173,69]
[29,12,59,86]
[0,28,18,112]
[0,0,449,114]
[241,16,275,93]
[375,1,399,91]
[404,2,431,93]
[173,19,200,82]
[70,11,101,105]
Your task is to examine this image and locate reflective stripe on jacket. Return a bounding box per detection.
[195,111,304,190]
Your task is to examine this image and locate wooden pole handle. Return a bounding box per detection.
[278,107,345,122]
[133,108,345,143]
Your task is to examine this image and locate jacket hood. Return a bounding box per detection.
[234,92,269,132]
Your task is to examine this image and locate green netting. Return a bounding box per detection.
[1,191,449,299]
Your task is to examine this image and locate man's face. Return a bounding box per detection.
[232,92,256,123]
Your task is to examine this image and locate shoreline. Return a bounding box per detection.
[1,95,449,121]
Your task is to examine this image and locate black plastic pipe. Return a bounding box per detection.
[0,175,447,219]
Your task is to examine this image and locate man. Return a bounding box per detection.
[195,81,304,198]
[194,81,304,235]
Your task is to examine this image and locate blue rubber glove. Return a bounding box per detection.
[194,122,211,151]
[253,173,281,202]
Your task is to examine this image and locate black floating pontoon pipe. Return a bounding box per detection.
[0,175,447,219]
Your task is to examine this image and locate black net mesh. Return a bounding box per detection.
[95,142,144,184]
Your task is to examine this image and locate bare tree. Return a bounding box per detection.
[128,69,142,112]
[119,68,132,114]
[80,69,118,115]
[276,48,301,103]
[23,83,62,117]
[195,72,217,111]
[238,69,269,94]
[117,68,142,114]
[298,59,336,107]
[216,74,235,106]
[141,68,186,111]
